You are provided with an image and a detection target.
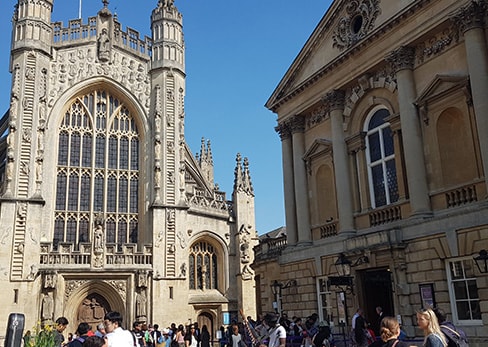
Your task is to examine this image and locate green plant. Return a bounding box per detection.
[28,321,56,347]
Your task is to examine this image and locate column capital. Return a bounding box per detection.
[288,116,306,134]
[275,122,291,140]
[386,46,416,73]
[322,89,346,111]
[450,0,487,33]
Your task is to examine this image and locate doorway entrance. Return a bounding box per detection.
[197,312,214,342]
[359,269,394,336]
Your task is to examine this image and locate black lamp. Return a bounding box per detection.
[335,253,352,276]
[474,249,488,274]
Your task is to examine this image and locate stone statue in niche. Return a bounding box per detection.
[98,28,111,62]
[41,292,54,321]
[135,291,147,318]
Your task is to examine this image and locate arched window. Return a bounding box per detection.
[54,90,140,250]
[189,241,219,290]
[364,107,399,208]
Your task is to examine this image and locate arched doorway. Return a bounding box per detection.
[197,312,214,343]
[64,279,127,332]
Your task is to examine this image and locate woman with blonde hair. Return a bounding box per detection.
[416,308,447,347]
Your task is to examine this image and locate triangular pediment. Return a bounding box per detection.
[266,0,429,112]
[416,74,470,106]
[303,138,333,161]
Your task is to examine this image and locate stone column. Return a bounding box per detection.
[289,116,312,245]
[386,46,431,216]
[276,122,298,246]
[323,90,355,234]
[451,1,488,196]
[346,132,367,212]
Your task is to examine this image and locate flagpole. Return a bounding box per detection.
[79,0,82,19]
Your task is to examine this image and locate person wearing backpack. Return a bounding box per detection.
[433,308,469,347]
[68,322,91,347]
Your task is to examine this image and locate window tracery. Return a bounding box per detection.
[54,90,139,250]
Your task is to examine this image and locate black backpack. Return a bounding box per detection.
[441,325,469,347]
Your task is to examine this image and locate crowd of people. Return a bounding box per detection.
[21,306,468,347]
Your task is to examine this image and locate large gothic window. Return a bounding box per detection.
[364,107,399,208]
[189,241,218,290]
[54,90,139,250]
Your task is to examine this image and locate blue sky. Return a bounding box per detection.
[0,0,330,234]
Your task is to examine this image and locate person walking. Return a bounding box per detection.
[416,308,447,347]
[200,325,211,347]
[433,308,469,347]
[374,316,412,347]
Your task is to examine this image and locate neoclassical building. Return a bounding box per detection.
[0,0,257,340]
[254,0,488,344]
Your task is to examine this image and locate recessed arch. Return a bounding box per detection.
[64,279,127,329]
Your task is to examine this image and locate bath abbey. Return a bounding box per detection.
[0,0,257,337]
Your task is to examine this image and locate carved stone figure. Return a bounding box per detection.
[41,292,54,321]
[98,28,110,62]
[136,291,147,318]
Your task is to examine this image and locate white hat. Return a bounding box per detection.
[162,328,170,334]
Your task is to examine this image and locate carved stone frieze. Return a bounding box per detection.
[306,104,329,128]
[65,279,88,299]
[333,0,381,51]
[48,47,150,111]
[416,28,458,65]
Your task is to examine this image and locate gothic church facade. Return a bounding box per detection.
[0,0,257,339]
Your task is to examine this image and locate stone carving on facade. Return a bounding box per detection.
[333,0,381,51]
[135,290,147,319]
[241,264,253,280]
[92,215,105,268]
[98,28,111,62]
[342,67,396,130]
[176,230,187,249]
[78,297,106,321]
[0,228,10,245]
[41,292,54,321]
[416,28,458,65]
[16,242,24,254]
[25,66,36,81]
[43,271,57,289]
[65,280,88,299]
[137,270,148,288]
[29,227,38,244]
[179,262,186,277]
[107,280,127,301]
[17,202,27,224]
[307,104,329,128]
[386,46,416,73]
[48,47,150,113]
[12,64,20,99]
[450,0,487,34]
[26,264,38,280]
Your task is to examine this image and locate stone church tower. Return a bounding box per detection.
[0,0,257,338]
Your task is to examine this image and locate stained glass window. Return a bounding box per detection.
[54,91,139,250]
[189,241,219,290]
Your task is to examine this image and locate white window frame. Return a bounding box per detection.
[446,257,482,326]
[364,105,397,209]
[316,276,332,323]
